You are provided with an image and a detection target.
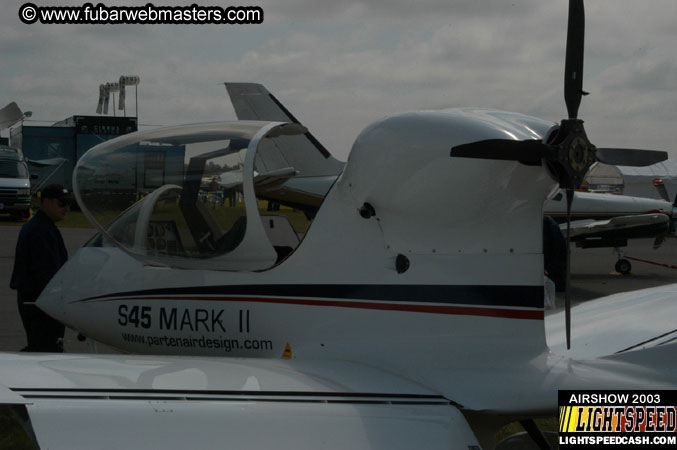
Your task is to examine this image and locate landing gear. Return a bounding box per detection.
[613,247,631,274]
[615,258,632,275]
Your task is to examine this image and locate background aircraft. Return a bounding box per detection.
[2,2,676,449]
[222,82,343,211]
[545,188,674,273]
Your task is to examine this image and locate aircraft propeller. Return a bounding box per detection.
[449,0,668,349]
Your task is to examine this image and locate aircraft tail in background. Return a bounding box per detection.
[224,82,345,177]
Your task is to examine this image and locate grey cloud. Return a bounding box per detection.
[2,0,676,161]
[263,0,542,21]
[603,61,677,92]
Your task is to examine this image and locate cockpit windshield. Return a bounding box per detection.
[75,121,309,270]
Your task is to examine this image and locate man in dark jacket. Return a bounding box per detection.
[10,184,71,352]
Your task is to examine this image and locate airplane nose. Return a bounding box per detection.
[36,266,66,321]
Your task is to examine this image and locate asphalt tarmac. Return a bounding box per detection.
[1,224,677,353]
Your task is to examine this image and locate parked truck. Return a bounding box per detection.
[0,145,33,219]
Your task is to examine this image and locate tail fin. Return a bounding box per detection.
[0,102,23,129]
[224,83,345,177]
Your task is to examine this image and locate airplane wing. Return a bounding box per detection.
[253,166,298,191]
[562,213,670,249]
[564,213,669,238]
[219,167,298,191]
[546,283,677,358]
[0,353,480,450]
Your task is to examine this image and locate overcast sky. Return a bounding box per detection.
[1,0,676,161]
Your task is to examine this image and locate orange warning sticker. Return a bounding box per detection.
[281,343,292,359]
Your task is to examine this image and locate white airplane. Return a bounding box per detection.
[2,2,677,449]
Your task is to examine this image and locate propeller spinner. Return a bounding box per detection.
[449,0,668,349]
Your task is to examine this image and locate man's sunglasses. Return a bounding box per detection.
[57,199,72,208]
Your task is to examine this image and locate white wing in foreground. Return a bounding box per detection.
[0,354,480,450]
[547,283,677,358]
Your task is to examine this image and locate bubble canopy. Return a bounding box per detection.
[74,121,306,270]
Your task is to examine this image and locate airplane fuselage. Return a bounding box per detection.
[36,110,559,408]
[36,109,677,413]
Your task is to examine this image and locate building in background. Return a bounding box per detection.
[10,116,138,190]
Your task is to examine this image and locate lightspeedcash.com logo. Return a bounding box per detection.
[559,390,677,448]
[19,3,264,25]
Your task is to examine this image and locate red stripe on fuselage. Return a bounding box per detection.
[91,295,544,320]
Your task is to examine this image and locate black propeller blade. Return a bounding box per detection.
[596,148,668,167]
[564,189,574,350]
[449,139,548,165]
[564,0,586,119]
[448,0,669,351]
